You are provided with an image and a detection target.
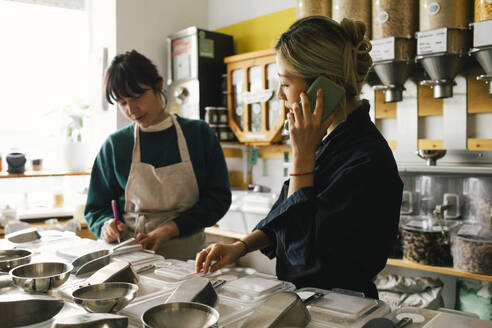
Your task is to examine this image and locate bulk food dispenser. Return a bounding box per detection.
[167,27,233,119]
[469,0,492,95]
[416,0,472,99]
[370,0,418,102]
[332,0,371,39]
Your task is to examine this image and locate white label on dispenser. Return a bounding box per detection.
[473,20,492,48]
[370,37,395,62]
[417,28,447,55]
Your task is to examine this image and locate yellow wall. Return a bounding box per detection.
[215,8,296,54]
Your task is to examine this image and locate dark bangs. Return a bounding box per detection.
[105,50,162,105]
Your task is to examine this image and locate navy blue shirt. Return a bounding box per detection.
[255,100,403,299]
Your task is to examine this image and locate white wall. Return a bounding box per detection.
[207,0,296,30]
[114,0,209,129]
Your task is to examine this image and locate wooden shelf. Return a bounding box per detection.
[0,170,90,179]
[387,258,492,282]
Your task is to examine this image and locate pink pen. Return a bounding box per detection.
[111,199,121,243]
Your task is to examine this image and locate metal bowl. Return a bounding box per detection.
[142,302,219,328]
[72,282,138,313]
[0,249,32,273]
[9,262,73,292]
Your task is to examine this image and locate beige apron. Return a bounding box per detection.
[123,113,205,260]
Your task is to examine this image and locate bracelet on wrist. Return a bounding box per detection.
[289,171,315,177]
[237,239,249,257]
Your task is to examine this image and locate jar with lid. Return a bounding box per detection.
[216,107,228,124]
[372,0,418,39]
[204,107,218,125]
[400,215,458,266]
[217,124,231,142]
[463,177,492,227]
[475,0,492,22]
[452,223,492,274]
[332,0,371,38]
[296,0,331,19]
[420,0,472,31]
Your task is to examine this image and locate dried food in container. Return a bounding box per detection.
[372,0,418,39]
[420,0,472,31]
[452,224,492,275]
[475,0,492,22]
[395,37,417,61]
[400,217,457,266]
[332,0,371,38]
[296,0,332,19]
[445,29,471,54]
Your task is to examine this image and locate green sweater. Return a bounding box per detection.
[84,116,231,238]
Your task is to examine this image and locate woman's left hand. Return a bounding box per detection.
[288,89,334,158]
[135,221,179,251]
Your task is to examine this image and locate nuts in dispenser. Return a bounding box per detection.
[452,224,492,275]
[400,217,457,266]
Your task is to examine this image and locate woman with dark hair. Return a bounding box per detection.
[196,17,402,299]
[85,50,231,259]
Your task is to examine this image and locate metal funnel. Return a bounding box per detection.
[373,60,412,102]
[416,53,462,98]
[470,46,492,95]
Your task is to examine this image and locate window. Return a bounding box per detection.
[0,0,90,168]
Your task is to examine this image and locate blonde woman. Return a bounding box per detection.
[196,16,402,299]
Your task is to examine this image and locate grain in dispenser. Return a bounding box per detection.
[416,0,473,98]
[370,0,418,102]
[296,0,331,19]
[332,0,371,38]
[470,1,492,95]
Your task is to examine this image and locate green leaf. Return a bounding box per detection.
[77,133,82,142]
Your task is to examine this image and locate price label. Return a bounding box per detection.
[417,28,447,55]
[370,37,395,62]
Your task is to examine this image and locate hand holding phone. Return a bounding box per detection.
[300,75,345,122]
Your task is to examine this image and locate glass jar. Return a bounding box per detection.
[475,0,492,22]
[204,107,218,124]
[463,177,492,227]
[452,223,492,274]
[216,107,228,124]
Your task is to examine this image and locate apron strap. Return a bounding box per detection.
[170,113,192,163]
[132,124,141,164]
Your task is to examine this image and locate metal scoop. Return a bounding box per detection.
[166,276,220,308]
[72,238,136,276]
[0,294,64,327]
[53,313,128,328]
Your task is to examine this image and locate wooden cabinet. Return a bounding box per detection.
[225,49,286,145]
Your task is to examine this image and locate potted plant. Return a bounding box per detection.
[62,102,92,172]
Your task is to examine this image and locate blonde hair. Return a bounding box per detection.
[275,16,372,102]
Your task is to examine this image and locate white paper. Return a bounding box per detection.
[370,37,395,62]
[417,28,447,55]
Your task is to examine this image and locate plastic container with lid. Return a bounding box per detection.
[332,0,371,38]
[475,0,492,22]
[208,267,296,305]
[296,287,390,328]
[372,0,418,39]
[420,0,472,31]
[400,216,459,266]
[139,259,202,286]
[452,223,492,275]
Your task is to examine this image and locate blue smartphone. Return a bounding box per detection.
[300,75,346,122]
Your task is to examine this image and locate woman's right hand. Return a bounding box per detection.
[101,218,128,243]
[195,242,245,274]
